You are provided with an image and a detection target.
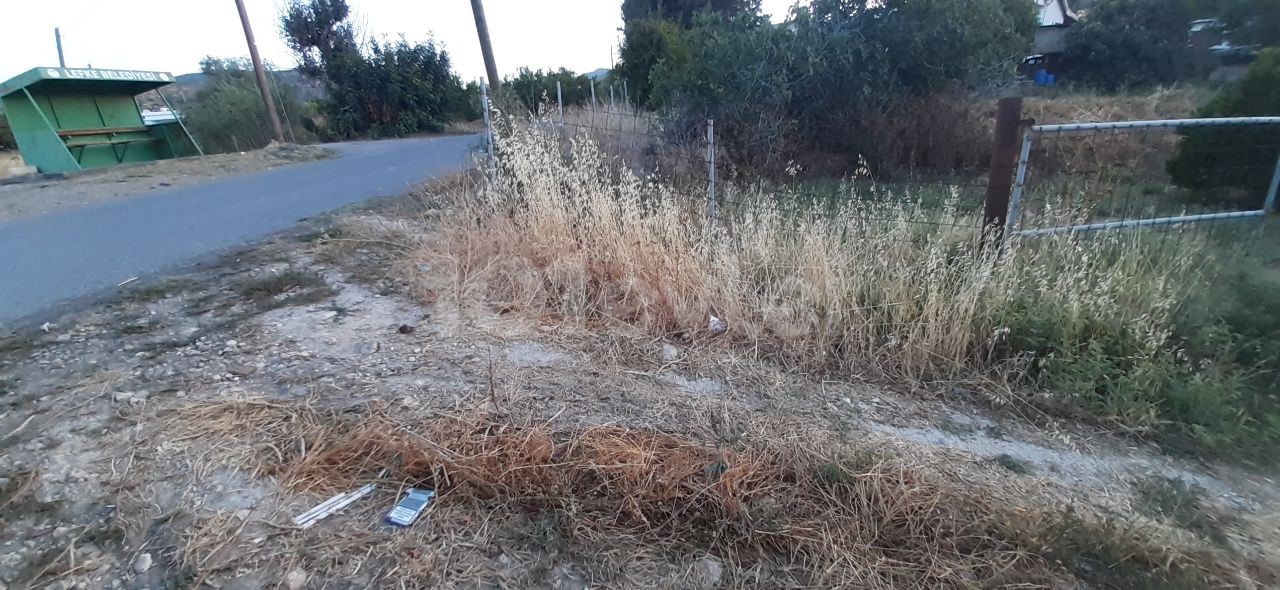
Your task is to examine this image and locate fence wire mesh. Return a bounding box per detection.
[546,103,995,244]
[502,100,1280,253]
[1009,118,1280,246]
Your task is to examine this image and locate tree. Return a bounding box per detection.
[1060,0,1194,90]
[621,0,759,26]
[506,68,593,115]
[616,1,755,109]
[616,19,688,107]
[281,0,475,139]
[1167,49,1280,201]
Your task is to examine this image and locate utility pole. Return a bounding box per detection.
[469,0,500,92]
[54,28,66,68]
[233,0,284,143]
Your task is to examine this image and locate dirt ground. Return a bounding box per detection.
[0,151,23,175]
[2,190,1279,589]
[0,144,331,221]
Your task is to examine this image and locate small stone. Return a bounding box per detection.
[284,568,307,590]
[658,343,681,363]
[132,553,153,574]
[397,324,415,334]
[355,341,380,355]
[228,364,257,377]
[112,391,134,403]
[693,557,723,589]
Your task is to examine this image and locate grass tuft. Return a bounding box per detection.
[992,453,1034,475]
[1134,476,1232,544]
[233,270,334,311]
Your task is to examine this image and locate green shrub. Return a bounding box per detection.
[181,57,315,153]
[639,0,1034,177]
[617,19,690,107]
[998,232,1280,460]
[1167,49,1280,204]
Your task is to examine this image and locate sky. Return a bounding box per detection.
[0,0,795,84]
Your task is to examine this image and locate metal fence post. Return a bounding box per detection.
[1265,149,1280,215]
[555,80,564,126]
[706,118,717,223]
[1004,130,1035,238]
[589,80,597,130]
[480,79,496,180]
[984,96,1024,243]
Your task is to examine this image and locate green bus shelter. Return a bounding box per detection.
[0,67,202,174]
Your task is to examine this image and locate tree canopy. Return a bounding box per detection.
[281,0,475,139]
[1060,0,1194,90]
[620,0,759,26]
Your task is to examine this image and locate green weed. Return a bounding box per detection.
[1134,476,1231,544]
[992,454,1034,475]
[233,270,334,311]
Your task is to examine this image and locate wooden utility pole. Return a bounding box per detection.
[233,0,285,143]
[54,28,66,68]
[469,0,501,92]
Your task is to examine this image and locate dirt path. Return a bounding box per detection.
[0,144,330,221]
[1,202,1277,589]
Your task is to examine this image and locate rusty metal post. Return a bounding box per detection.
[984,96,1024,241]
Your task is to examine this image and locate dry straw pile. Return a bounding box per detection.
[165,397,1245,588]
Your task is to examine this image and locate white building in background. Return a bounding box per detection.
[1034,0,1079,56]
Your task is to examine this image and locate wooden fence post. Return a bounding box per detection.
[984,96,1024,242]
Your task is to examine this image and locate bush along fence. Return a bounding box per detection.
[479,92,1280,251]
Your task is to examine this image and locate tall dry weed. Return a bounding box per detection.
[423,117,1207,393]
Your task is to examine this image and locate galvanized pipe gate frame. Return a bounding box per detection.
[1004,116,1280,242]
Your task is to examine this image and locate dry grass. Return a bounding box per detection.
[1024,86,1206,125]
[421,119,1206,396]
[158,396,1260,589]
[536,106,707,188]
[1020,87,1208,180]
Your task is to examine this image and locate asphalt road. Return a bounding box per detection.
[0,134,478,327]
